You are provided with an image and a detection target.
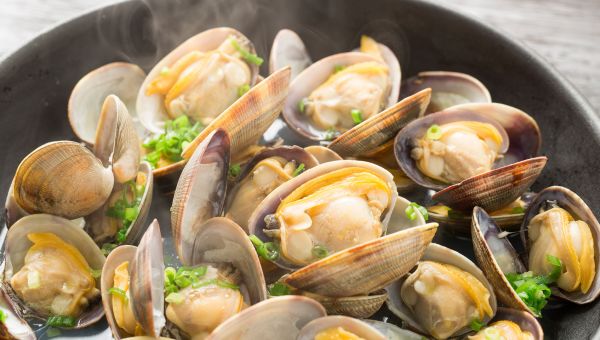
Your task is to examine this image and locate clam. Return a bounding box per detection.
[171,129,230,265]
[297,289,388,319]
[69,62,146,145]
[206,296,326,340]
[304,145,343,163]
[12,141,114,219]
[282,50,400,141]
[269,29,312,79]
[0,290,35,339]
[362,320,424,340]
[468,307,543,340]
[225,145,319,232]
[386,243,497,339]
[386,194,427,234]
[136,27,260,134]
[400,71,491,113]
[2,214,106,329]
[394,106,546,212]
[297,315,385,340]
[472,187,600,316]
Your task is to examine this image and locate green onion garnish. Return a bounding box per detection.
[143,115,203,169]
[350,109,363,125]
[324,127,338,141]
[105,179,146,249]
[165,292,185,304]
[101,243,117,257]
[90,269,102,279]
[229,164,241,178]
[268,282,291,296]
[333,65,346,73]
[164,265,209,295]
[426,124,442,140]
[249,235,280,261]
[405,202,429,221]
[230,38,263,66]
[292,163,305,177]
[46,315,77,328]
[298,98,308,113]
[0,310,6,323]
[546,255,563,283]
[312,245,329,259]
[511,206,525,214]
[108,287,128,301]
[470,318,485,331]
[238,84,250,97]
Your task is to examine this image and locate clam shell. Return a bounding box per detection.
[3,214,106,328]
[283,223,437,297]
[206,296,326,340]
[301,289,387,319]
[94,95,141,184]
[171,129,230,265]
[361,320,424,340]
[297,316,385,340]
[248,160,398,270]
[432,156,547,212]
[0,289,35,339]
[13,141,114,219]
[136,27,260,133]
[191,217,267,304]
[304,145,343,163]
[69,62,145,145]
[100,245,137,339]
[282,52,395,141]
[269,29,312,79]
[130,220,165,337]
[471,207,532,314]
[489,307,544,340]
[181,66,291,160]
[520,186,600,304]
[328,88,430,157]
[400,71,491,113]
[386,243,497,338]
[387,194,427,234]
[4,179,28,227]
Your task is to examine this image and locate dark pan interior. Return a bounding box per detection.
[1,0,599,338]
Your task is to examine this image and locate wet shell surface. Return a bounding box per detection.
[297,315,385,340]
[171,129,230,265]
[136,27,260,133]
[386,243,498,338]
[304,145,343,163]
[3,214,106,329]
[386,194,427,234]
[12,141,114,219]
[269,29,312,79]
[206,296,326,340]
[362,320,424,340]
[69,62,146,145]
[0,287,35,339]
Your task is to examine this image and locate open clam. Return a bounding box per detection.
[400,71,491,114]
[0,290,35,339]
[386,243,498,339]
[69,62,146,145]
[269,29,312,79]
[362,320,424,340]
[2,214,106,329]
[304,145,342,163]
[297,315,385,340]
[225,145,319,232]
[472,187,600,318]
[394,105,546,212]
[282,50,400,141]
[207,296,326,340]
[468,307,543,340]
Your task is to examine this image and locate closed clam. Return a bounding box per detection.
[400,71,491,114]
[297,315,385,340]
[386,243,497,339]
[207,296,326,340]
[394,106,546,212]
[69,62,146,145]
[2,214,106,329]
[12,141,114,219]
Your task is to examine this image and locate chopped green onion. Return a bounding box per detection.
[27,271,41,289]
[324,127,338,141]
[90,269,102,279]
[230,38,264,66]
[511,206,525,214]
[546,255,563,283]
[101,243,118,256]
[333,65,346,73]
[470,318,484,331]
[292,163,305,177]
[238,84,250,97]
[312,245,329,259]
[46,315,77,328]
[405,202,429,221]
[229,164,241,178]
[160,66,170,76]
[143,115,203,169]
[350,109,363,125]
[298,98,308,113]
[166,292,185,304]
[426,124,442,140]
[268,282,291,296]
[0,310,6,323]
[216,279,239,290]
[249,235,280,261]
[191,279,239,290]
[108,287,128,301]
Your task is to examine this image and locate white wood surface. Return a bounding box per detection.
[0,0,598,110]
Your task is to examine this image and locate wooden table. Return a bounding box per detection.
[1,0,599,110]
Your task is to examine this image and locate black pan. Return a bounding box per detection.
[1,0,599,339]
